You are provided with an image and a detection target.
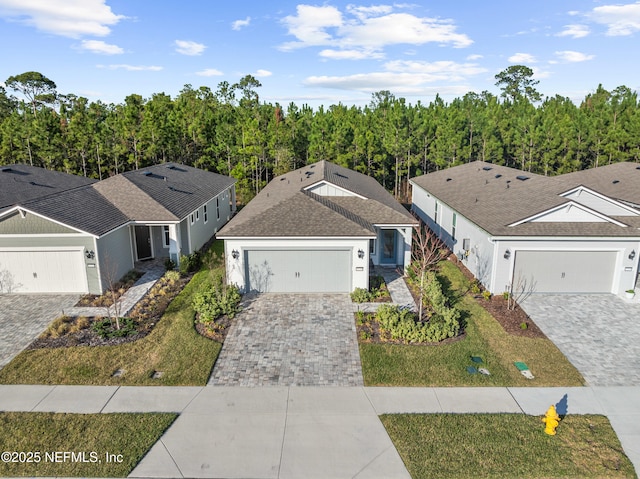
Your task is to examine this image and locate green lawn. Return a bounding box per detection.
[360,260,585,387]
[381,414,636,479]
[0,242,224,386]
[0,412,176,477]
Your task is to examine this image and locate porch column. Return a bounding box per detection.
[168,223,181,266]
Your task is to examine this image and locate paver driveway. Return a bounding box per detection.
[521,294,640,386]
[0,294,78,369]
[209,293,363,386]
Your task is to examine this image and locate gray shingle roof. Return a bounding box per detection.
[218,160,415,238]
[2,162,235,236]
[410,160,640,237]
[0,164,95,210]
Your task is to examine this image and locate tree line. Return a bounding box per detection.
[1,67,639,202]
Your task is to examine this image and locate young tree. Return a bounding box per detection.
[410,216,448,318]
[495,65,542,103]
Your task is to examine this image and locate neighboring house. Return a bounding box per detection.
[410,161,640,296]
[218,160,416,293]
[0,163,236,294]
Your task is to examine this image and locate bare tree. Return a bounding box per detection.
[409,215,448,318]
[0,264,21,294]
[507,272,537,310]
[100,254,125,330]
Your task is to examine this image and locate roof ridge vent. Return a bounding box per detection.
[1,167,11,172]
[516,175,529,181]
[482,166,492,171]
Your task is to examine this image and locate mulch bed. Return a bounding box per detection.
[446,255,546,339]
[27,273,191,350]
[74,270,144,308]
[195,315,233,343]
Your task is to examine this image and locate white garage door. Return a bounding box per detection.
[513,250,617,293]
[0,250,87,293]
[245,249,351,293]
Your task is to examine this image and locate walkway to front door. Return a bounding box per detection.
[209,294,363,386]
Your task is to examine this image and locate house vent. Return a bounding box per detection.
[516,175,529,181]
[335,172,348,179]
[1,167,11,172]
[142,171,152,176]
[495,174,502,178]
[280,177,286,181]
[613,180,620,184]
[482,166,492,171]
[446,178,452,182]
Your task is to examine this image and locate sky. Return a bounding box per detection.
[0,0,639,108]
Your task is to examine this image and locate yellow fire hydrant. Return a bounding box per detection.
[542,405,560,435]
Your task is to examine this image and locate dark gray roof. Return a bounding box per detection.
[218,160,415,238]
[410,160,640,237]
[3,162,235,236]
[0,164,95,210]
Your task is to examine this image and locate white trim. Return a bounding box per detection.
[0,233,91,238]
[203,204,208,224]
[0,206,99,237]
[372,223,416,228]
[303,180,367,199]
[217,235,377,240]
[560,185,640,216]
[162,225,170,248]
[508,200,628,228]
[93,236,103,293]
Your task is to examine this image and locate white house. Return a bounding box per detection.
[410,161,640,296]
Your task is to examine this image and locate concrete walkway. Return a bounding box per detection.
[0,385,638,478]
[353,266,418,313]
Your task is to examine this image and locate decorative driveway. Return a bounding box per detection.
[521,294,640,386]
[0,294,78,369]
[209,294,363,386]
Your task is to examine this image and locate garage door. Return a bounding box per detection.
[0,250,87,293]
[513,250,616,293]
[245,249,351,293]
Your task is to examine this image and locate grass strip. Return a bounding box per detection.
[360,260,584,386]
[0,243,224,386]
[0,412,176,477]
[381,413,636,479]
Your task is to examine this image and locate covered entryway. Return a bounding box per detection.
[0,249,87,293]
[513,250,616,293]
[245,249,351,293]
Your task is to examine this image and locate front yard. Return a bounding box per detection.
[0,243,226,386]
[360,259,585,387]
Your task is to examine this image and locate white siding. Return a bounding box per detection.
[564,189,639,217]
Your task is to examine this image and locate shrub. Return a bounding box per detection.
[164,258,176,271]
[375,303,460,343]
[470,281,481,294]
[179,251,202,275]
[91,317,137,339]
[482,290,492,301]
[351,288,371,303]
[192,280,242,325]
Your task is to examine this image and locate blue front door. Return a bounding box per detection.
[381,230,396,264]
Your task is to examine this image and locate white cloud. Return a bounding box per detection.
[590,2,640,36]
[232,16,250,30]
[303,59,485,94]
[97,64,162,71]
[466,54,483,60]
[80,39,123,55]
[0,0,124,37]
[196,68,224,77]
[255,69,272,77]
[319,48,384,60]
[174,40,206,56]
[555,50,595,62]
[556,24,590,38]
[280,4,472,57]
[508,52,537,64]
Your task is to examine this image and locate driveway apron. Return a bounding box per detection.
[0,294,78,369]
[521,294,640,386]
[209,293,363,386]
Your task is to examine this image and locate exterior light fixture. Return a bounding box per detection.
[85,250,95,260]
[503,249,511,260]
[231,249,239,260]
[629,250,636,260]
[358,249,365,259]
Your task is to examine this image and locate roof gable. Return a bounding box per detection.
[560,186,640,217]
[509,201,627,227]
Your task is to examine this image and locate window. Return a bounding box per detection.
[452,213,457,240]
[369,238,376,255]
[204,204,208,223]
[434,202,439,224]
[163,226,170,248]
[190,213,194,225]
[216,197,220,220]
[196,209,200,221]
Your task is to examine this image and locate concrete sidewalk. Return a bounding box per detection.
[0,385,638,478]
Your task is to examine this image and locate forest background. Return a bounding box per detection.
[1,67,638,203]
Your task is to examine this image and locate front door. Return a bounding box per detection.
[381,230,396,264]
[134,226,152,260]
